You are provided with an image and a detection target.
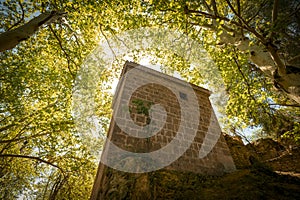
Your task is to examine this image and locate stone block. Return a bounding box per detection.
[91,62,236,199]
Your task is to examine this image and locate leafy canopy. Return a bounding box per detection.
[0,0,299,199]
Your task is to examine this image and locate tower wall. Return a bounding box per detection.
[90,62,235,199]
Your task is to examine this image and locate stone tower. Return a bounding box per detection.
[90,61,235,199]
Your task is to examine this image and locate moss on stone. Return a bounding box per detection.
[99,166,300,199]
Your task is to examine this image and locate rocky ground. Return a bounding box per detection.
[99,136,300,199]
[103,164,300,199]
[150,167,300,199]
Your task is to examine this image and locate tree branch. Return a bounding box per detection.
[7,0,25,31]
[225,0,267,43]
[61,22,83,47]
[201,0,212,14]
[233,56,256,102]
[0,119,36,155]
[236,0,244,37]
[49,24,76,79]
[0,154,64,174]
[210,0,219,16]
[272,0,279,24]
[99,24,121,65]
[288,54,300,64]
[0,123,15,133]
[268,103,300,108]
[232,48,272,119]
[225,0,287,76]
[246,0,268,24]
[0,130,50,144]
[269,0,279,41]
[185,7,248,32]
[0,11,66,52]
[50,174,68,200]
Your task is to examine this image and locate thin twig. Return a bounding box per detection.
[225,0,266,43]
[7,0,25,31]
[246,0,268,24]
[0,154,65,174]
[109,28,130,49]
[225,0,286,75]
[210,0,219,16]
[99,25,120,65]
[236,0,244,37]
[61,21,83,47]
[232,48,273,119]
[233,56,256,103]
[186,7,248,31]
[268,103,300,108]
[0,130,50,144]
[49,24,76,79]
[201,0,212,14]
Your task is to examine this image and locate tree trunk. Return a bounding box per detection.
[0,11,66,52]
[220,31,300,104]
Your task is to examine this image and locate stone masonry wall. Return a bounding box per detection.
[225,135,300,172]
[90,62,236,199]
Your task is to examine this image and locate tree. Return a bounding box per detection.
[147,0,300,103]
[141,0,300,140]
[0,11,66,52]
[0,0,152,198]
[0,1,103,198]
[0,0,299,199]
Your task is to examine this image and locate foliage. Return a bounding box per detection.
[97,167,300,199]
[139,0,300,139]
[131,99,154,116]
[0,0,300,198]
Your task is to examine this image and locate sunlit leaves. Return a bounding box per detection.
[1,0,300,198]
